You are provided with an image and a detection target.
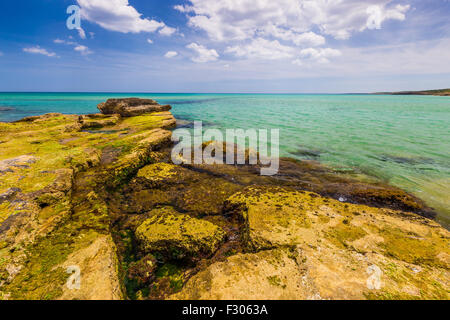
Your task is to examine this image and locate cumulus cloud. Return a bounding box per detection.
[226,38,295,60]
[186,43,219,62]
[298,47,342,64]
[74,45,93,55]
[159,26,177,36]
[54,39,93,55]
[164,51,178,58]
[23,46,57,57]
[175,0,411,42]
[77,0,172,34]
[366,4,410,30]
[261,27,326,47]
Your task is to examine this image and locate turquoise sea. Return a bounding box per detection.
[0,93,449,227]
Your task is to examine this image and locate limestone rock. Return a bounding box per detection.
[0,103,177,300]
[79,114,120,129]
[98,98,171,117]
[59,235,123,300]
[171,247,310,300]
[221,186,450,299]
[135,209,226,259]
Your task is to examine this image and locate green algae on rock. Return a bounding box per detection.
[135,209,226,260]
[0,99,176,300]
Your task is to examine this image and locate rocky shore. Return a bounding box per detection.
[0,99,448,300]
[375,89,450,96]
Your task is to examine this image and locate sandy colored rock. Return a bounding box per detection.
[59,235,122,300]
[171,247,311,300]
[79,114,121,129]
[222,186,450,299]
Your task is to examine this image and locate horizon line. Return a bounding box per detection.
[0,91,375,95]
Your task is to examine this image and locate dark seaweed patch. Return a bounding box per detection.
[289,146,323,160]
[377,155,436,165]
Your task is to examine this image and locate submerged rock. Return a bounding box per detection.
[135,209,226,259]
[98,98,171,117]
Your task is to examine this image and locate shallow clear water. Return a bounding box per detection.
[1,92,449,226]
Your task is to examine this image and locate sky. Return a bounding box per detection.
[0,0,449,93]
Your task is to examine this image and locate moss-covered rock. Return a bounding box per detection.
[135,209,226,259]
[0,102,176,300]
[222,186,449,300]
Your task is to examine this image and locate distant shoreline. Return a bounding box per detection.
[374,88,450,96]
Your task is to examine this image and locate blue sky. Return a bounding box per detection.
[0,0,449,93]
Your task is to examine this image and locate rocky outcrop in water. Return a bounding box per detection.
[0,99,448,300]
[98,98,172,117]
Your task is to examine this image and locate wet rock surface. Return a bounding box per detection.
[0,99,448,300]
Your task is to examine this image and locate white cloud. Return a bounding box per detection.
[173,5,194,13]
[159,26,177,36]
[74,45,93,55]
[54,39,93,55]
[77,0,168,33]
[260,26,325,47]
[299,47,342,63]
[226,38,295,60]
[23,46,57,57]
[186,43,219,63]
[366,4,410,30]
[77,27,87,39]
[147,38,153,44]
[292,59,303,66]
[175,0,411,42]
[164,51,178,58]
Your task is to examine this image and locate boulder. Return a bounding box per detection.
[98,98,171,117]
[135,208,226,259]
